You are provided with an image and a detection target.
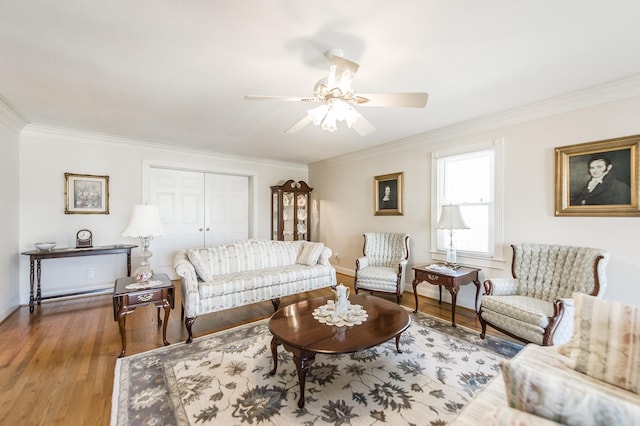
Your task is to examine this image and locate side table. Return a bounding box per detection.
[412,265,481,327]
[113,273,174,358]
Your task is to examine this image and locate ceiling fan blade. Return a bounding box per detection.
[351,115,376,136]
[326,52,359,93]
[244,95,319,103]
[356,92,428,108]
[285,115,313,134]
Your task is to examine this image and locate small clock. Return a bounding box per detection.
[76,229,93,248]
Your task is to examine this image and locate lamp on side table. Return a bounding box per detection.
[436,204,469,268]
[122,204,166,282]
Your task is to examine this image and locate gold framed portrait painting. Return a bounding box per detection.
[374,172,403,216]
[555,134,640,217]
[64,173,110,214]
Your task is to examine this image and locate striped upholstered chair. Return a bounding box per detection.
[479,243,609,346]
[354,232,410,304]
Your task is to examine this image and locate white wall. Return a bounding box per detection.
[310,88,640,309]
[0,100,22,322]
[17,126,307,305]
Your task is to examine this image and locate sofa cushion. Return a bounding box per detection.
[501,356,640,425]
[481,295,553,328]
[296,241,324,266]
[198,264,334,299]
[559,293,640,394]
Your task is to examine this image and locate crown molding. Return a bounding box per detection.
[21,123,308,170]
[0,94,29,134]
[310,73,640,170]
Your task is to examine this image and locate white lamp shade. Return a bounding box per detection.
[122,205,166,237]
[436,205,469,230]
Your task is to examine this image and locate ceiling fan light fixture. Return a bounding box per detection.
[307,99,362,133]
[307,104,329,126]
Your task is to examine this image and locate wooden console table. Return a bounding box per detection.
[21,244,137,313]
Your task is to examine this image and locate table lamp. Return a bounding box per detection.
[122,204,166,282]
[436,204,469,268]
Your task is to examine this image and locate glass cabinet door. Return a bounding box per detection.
[282,191,294,241]
[271,180,313,241]
[296,193,308,240]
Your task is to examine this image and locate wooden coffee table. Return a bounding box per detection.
[268,294,411,408]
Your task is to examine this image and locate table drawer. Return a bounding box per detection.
[422,272,453,286]
[125,290,164,305]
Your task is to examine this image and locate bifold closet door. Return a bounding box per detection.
[204,173,249,245]
[148,168,249,276]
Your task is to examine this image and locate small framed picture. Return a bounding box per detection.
[64,173,110,214]
[555,134,639,216]
[374,172,404,216]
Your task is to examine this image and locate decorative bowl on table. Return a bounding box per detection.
[35,242,56,251]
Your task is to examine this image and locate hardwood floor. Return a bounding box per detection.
[0,273,510,425]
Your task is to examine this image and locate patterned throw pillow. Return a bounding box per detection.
[559,293,640,394]
[501,359,640,425]
[296,242,325,266]
[186,248,216,282]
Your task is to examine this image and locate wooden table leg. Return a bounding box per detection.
[449,286,459,327]
[412,279,420,313]
[117,309,127,358]
[292,351,315,408]
[162,305,171,346]
[36,259,42,306]
[395,333,404,353]
[29,259,35,313]
[269,336,279,375]
[473,279,481,313]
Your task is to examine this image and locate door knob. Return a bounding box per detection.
[199,228,203,232]
[206,227,210,231]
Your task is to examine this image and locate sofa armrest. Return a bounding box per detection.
[484,278,519,296]
[356,256,369,270]
[318,246,333,265]
[173,250,200,318]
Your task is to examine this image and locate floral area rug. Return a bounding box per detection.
[111,310,521,425]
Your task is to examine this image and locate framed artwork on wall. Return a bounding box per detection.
[64,173,110,214]
[374,172,404,216]
[555,134,640,216]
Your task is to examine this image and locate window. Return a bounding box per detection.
[431,139,505,267]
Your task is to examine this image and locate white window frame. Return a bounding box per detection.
[430,138,506,269]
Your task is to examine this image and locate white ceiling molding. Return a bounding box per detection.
[21,123,309,170]
[0,94,29,134]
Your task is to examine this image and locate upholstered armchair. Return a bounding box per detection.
[354,232,410,304]
[479,243,609,346]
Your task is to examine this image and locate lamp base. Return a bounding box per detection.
[134,236,154,282]
[445,248,461,269]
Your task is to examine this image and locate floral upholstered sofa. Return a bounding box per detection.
[173,239,336,342]
[452,293,640,425]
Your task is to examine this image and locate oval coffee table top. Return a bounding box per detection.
[268,294,411,355]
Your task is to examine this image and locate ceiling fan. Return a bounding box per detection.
[244,49,428,136]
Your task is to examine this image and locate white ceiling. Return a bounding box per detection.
[2,1,640,164]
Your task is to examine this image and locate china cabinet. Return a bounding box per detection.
[271,180,313,241]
